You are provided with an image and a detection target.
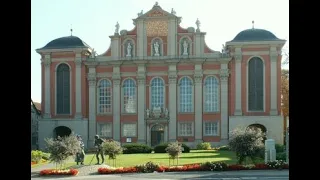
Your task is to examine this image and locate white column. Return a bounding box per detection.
[43,54,51,118]
[234,49,242,115]
[220,64,229,143]
[168,65,177,141]
[87,69,96,148]
[137,65,146,143]
[194,65,203,143]
[112,66,121,141]
[270,50,278,115]
[75,53,82,119]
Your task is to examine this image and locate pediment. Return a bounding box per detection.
[135,2,177,20]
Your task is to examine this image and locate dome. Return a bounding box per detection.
[38,36,91,50]
[231,28,281,42]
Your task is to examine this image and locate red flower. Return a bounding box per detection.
[39,169,79,176]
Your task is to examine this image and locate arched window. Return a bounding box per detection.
[150,77,165,109]
[204,76,219,112]
[123,79,136,113]
[248,57,264,111]
[179,77,193,112]
[98,79,112,113]
[56,63,70,114]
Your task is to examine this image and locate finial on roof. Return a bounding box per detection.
[252,20,255,29]
[154,2,159,6]
[70,24,73,36]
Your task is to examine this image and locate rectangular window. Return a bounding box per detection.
[99,123,112,137]
[179,123,192,136]
[123,124,136,137]
[204,122,218,136]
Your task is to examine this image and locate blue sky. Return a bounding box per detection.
[31,0,289,103]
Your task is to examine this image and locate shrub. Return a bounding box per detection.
[197,142,211,150]
[228,127,265,164]
[276,152,286,161]
[45,133,81,169]
[275,144,285,153]
[102,139,123,160]
[217,145,230,151]
[165,141,183,160]
[42,153,50,160]
[201,161,228,171]
[154,143,190,153]
[31,150,44,163]
[122,143,152,154]
[135,161,159,173]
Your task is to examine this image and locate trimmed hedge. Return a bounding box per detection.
[122,143,152,154]
[154,143,190,153]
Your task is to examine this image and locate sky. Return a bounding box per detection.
[31,0,289,103]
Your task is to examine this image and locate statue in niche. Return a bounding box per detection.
[126,42,132,57]
[183,40,188,55]
[154,41,160,56]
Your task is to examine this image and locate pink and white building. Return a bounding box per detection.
[36,3,286,150]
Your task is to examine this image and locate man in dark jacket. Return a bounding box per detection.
[94,135,104,164]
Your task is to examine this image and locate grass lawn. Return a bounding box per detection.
[31,160,48,168]
[64,150,249,168]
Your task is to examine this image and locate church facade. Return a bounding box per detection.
[36,3,286,150]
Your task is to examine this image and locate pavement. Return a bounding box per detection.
[31,170,289,180]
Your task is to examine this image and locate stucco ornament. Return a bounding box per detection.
[152,106,161,118]
[146,109,150,118]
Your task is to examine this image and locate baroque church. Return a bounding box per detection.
[36,2,286,150]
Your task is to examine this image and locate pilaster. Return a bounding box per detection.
[137,20,144,58]
[195,33,201,56]
[168,19,177,56]
[75,53,82,119]
[111,35,120,58]
[112,65,121,141]
[43,54,51,118]
[234,48,242,115]
[194,64,203,142]
[270,48,278,115]
[87,67,97,148]
[137,65,146,143]
[168,64,177,141]
[220,63,229,141]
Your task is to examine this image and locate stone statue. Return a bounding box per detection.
[137,10,143,17]
[91,48,96,58]
[195,18,200,31]
[154,41,160,56]
[154,2,158,6]
[171,8,176,15]
[183,40,188,55]
[164,108,169,117]
[126,42,132,57]
[146,109,150,118]
[115,22,120,34]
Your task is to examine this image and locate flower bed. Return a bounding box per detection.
[39,169,79,176]
[98,160,289,174]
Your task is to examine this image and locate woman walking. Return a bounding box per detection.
[75,135,85,165]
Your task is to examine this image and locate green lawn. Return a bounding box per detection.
[65,150,243,168]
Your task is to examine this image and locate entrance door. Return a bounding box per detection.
[151,125,164,146]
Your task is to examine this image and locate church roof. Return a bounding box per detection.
[37,36,91,50]
[230,28,282,42]
[134,2,178,20]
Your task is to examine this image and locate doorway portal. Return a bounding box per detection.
[53,126,72,138]
[151,124,164,146]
